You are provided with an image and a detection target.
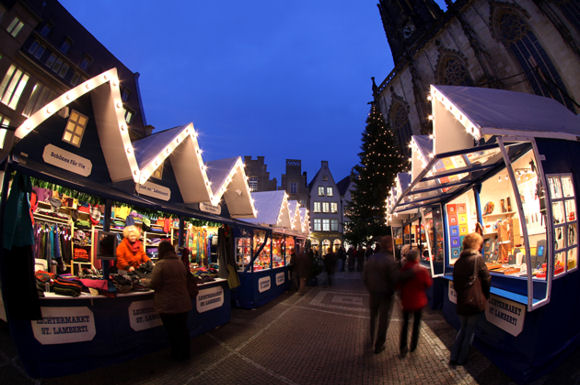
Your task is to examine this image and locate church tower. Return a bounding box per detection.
[378,0,443,66]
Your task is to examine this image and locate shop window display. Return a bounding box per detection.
[253,230,271,271]
[185,223,219,280]
[445,190,477,265]
[285,236,295,265]
[479,149,550,277]
[422,206,444,271]
[548,174,578,274]
[235,236,252,271]
[272,235,284,268]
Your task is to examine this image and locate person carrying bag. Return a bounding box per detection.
[450,232,491,366]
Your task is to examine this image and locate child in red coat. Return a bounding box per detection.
[398,247,432,358]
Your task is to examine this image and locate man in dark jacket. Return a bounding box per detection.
[363,235,398,354]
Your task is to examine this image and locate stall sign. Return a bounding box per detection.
[32,306,96,344]
[485,295,525,336]
[42,144,92,177]
[196,286,224,313]
[128,300,162,331]
[135,181,171,201]
[276,272,285,286]
[258,276,271,293]
[198,202,222,215]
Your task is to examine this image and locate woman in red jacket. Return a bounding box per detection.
[398,247,432,358]
[116,225,150,272]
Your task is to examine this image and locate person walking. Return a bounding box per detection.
[347,246,356,272]
[449,232,491,366]
[295,243,313,295]
[149,241,193,361]
[356,245,365,272]
[398,247,432,358]
[363,235,399,354]
[323,250,337,287]
[337,246,346,272]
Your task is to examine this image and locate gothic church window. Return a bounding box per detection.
[389,99,411,157]
[436,52,473,86]
[492,5,574,110]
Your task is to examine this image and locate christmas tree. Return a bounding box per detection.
[344,102,409,247]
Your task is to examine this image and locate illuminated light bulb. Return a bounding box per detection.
[428,115,434,121]
[133,169,138,176]
[45,106,52,115]
[427,94,432,101]
[116,101,122,109]
[119,124,127,132]
[126,146,133,154]
[103,75,109,81]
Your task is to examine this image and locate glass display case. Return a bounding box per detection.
[253,230,271,271]
[285,236,295,265]
[547,174,578,275]
[272,235,284,268]
[235,237,252,272]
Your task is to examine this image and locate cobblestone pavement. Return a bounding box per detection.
[2,272,579,385]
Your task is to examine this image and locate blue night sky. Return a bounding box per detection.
[59,1,448,184]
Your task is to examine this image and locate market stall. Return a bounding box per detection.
[0,68,256,378]
[232,191,307,308]
[387,84,580,383]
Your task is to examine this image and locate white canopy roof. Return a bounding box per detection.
[431,85,580,154]
[14,68,257,218]
[243,190,291,229]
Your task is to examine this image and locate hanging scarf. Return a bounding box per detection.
[123,237,142,255]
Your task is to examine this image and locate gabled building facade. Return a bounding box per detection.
[243,155,277,192]
[336,174,355,246]
[279,158,308,209]
[308,160,342,255]
[0,0,150,161]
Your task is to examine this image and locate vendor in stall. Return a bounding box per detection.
[116,225,151,272]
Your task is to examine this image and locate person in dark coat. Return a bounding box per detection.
[337,246,346,272]
[149,241,193,360]
[295,244,313,295]
[398,247,433,358]
[363,236,398,354]
[347,246,356,272]
[450,232,491,366]
[323,251,337,287]
[356,245,365,272]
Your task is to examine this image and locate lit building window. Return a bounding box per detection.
[0,64,30,110]
[6,17,24,38]
[313,202,321,213]
[314,219,321,231]
[0,113,10,149]
[322,202,329,213]
[124,108,133,124]
[318,186,325,196]
[62,109,88,147]
[330,219,338,232]
[326,187,333,196]
[330,202,338,213]
[322,219,330,232]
